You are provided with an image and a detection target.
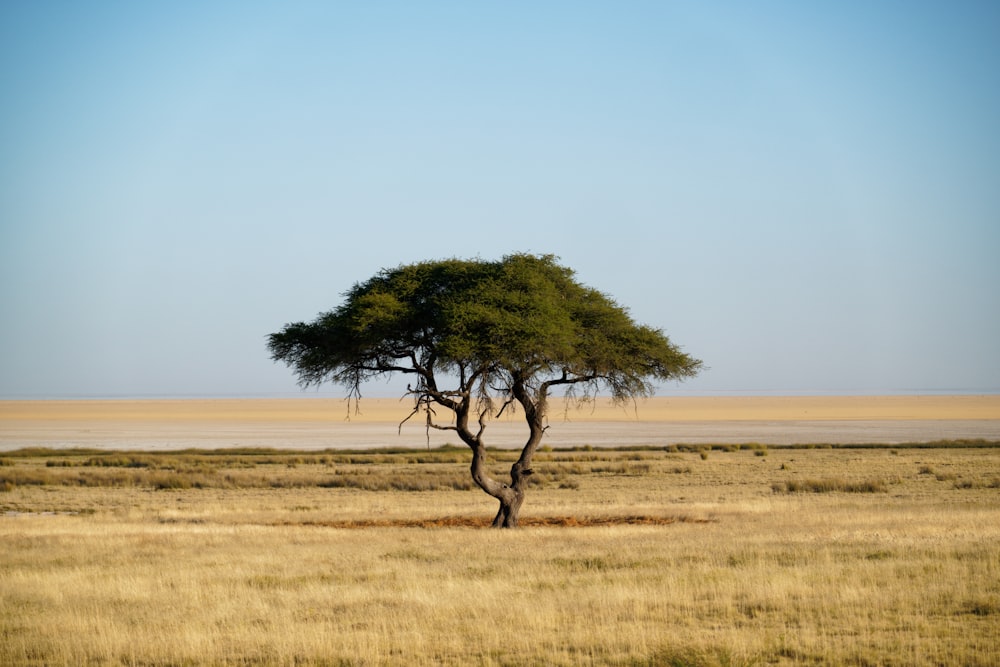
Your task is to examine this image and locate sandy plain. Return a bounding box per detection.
[1,395,998,451]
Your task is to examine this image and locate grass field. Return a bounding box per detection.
[2,443,999,666]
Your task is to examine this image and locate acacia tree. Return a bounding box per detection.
[268,253,702,527]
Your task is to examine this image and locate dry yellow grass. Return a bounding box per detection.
[2,445,999,666]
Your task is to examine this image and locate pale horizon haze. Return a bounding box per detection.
[1,2,998,399]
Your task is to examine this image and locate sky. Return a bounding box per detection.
[1,1,998,399]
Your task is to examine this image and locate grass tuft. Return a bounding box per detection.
[636,645,760,667]
[772,478,891,493]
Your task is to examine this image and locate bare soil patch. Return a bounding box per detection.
[276,514,713,529]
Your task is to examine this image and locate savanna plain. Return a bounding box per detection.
[2,397,999,666]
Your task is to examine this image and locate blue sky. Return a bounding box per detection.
[1,2,998,398]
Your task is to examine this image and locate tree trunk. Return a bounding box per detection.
[450,397,523,529]
[467,441,521,528]
[457,382,546,529]
[492,491,524,528]
[493,459,533,527]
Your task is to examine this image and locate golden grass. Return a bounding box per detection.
[2,446,1000,666]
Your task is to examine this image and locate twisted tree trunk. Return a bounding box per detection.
[488,379,546,528]
[444,375,550,528]
[492,460,532,528]
[460,408,543,528]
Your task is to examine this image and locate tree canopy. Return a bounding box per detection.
[269,253,702,526]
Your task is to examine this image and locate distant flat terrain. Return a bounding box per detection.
[1,395,998,451]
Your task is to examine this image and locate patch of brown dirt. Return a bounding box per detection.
[278,514,713,529]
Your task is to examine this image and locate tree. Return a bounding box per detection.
[268,253,702,527]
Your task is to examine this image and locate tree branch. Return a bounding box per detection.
[541,370,600,393]
[494,396,516,419]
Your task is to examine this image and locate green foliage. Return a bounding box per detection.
[268,253,702,404]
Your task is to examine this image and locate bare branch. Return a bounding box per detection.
[397,400,424,434]
[494,396,516,419]
[427,421,458,433]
